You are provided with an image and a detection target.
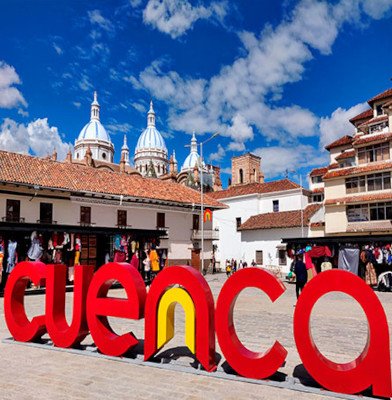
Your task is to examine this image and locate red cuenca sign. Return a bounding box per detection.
[3,262,391,397]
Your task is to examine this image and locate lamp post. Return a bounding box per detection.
[289,170,304,238]
[199,132,219,273]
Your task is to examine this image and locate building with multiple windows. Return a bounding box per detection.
[311,88,392,236]
[210,153,319,272]
[0,149,223,275]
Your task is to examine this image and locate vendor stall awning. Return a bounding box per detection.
[282,234,392,245]
[0,221,166,238]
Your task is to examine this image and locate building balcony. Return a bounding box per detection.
[347,220,392,232]
[36,219,58,224]
[2,216,25,223]
[191,228,219,241]
[156,226,169,238]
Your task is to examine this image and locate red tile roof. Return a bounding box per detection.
[383,100,392,108]
[358,115,388,129]
[207,179,300,200]
[0,150,224,209]
[352,131,392,146]
[368,88,392,105]
[325,135,353,151]
[312,187,324,194]
[325,192,392,206]
[328,163,339,170]
[335,150,355,161]
[323,160,392,180]
[239,204,322,231]
[309,167,328,177]
[349,109,373,124]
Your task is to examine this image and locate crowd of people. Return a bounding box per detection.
[225,258,256,277]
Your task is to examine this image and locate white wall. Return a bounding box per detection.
[240,227,303,273]
[213,189,307,268]
[0,188,201,263]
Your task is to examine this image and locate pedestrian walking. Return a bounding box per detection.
[294,254,307,299]
[226,259,232,277]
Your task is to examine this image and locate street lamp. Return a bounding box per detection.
[288,170,305,238]
[199,132,219,273]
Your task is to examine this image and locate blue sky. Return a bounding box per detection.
[0,0,391,187]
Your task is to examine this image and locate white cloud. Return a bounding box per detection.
[319,102,368,148]
[52,43,63,55]
[73,102,81,108]
[78,74,93,92]
[106,122,132,135]
[254,145,328,179]
[143,0,227,39]
[130,0,143,7]
[88,9,114,33]
[225,114,254,151]
[131,102,146,113]
[361,0,392,19]
[0,118,70,160]
[131,0,392,153]
[0,62,27,109]
[209,143,226,162]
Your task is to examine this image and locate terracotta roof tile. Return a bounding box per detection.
[335,150,355,161]
[325,192,392,206]
[358,115,388,128]
[352,131,392,146]
[368,88,392,105]
[323,160,392,180]
[309,167,328,177]
[349,109,373,124]
[0,150,224,209]
[383,100,392,108]
[325,135,353,151]
[239,204,322,231]
[311,187,324,194]
[328,163,339,170]
[207,179,300,200]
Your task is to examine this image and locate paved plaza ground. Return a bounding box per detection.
[0,270,390,399]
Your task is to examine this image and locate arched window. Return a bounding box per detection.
[102,153,106,160]
[239,168,244,184]
[157,165,161,174]
[253,169,256,182]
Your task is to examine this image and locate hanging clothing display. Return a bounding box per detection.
[150,249,160,272]
[338,247,359,275]
[6,240,17,274]
[27,231,43,261]
[365,262,377,286]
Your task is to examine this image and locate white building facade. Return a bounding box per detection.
[209,153,316,273]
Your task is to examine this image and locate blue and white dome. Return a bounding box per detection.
[181,133,199,171]
[78,120,111,142]
[135,101,167,153]
[136,126,167,151]
[74,91,114,163]
[134,101,168,177]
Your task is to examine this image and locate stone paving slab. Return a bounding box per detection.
[0,272,390,399]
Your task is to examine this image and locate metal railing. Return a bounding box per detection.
[2,216,25,223]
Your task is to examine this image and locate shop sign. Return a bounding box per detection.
[3,263,391,397]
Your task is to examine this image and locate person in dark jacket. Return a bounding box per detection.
[294,254,307,299]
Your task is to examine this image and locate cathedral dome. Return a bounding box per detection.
[78,120,111,142]
[135,101,167,153]
[74,91,114,163]
[134,100,168,177]
[181,133,199,171]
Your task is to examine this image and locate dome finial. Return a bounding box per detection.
[91,90,100,121]
[191,131,197,152]
[147,99,156,127]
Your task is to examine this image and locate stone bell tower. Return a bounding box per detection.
[231,153,264,186]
